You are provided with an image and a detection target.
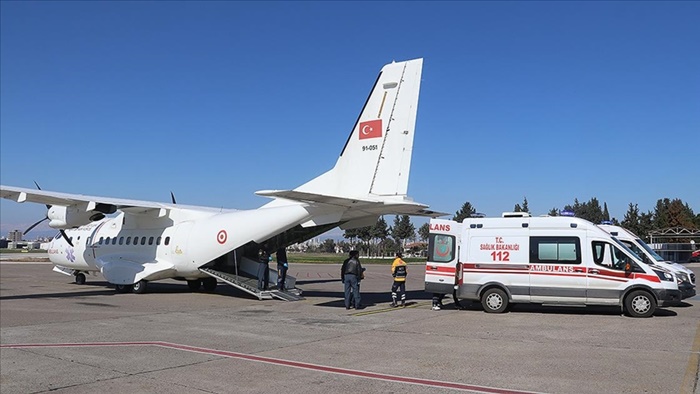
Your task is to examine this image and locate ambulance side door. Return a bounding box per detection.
[587,240,632,305]
[528,235,586,304]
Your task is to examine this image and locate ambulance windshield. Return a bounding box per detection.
[611,237,643,263]
[635,239,665,262]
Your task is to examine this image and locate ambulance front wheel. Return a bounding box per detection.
[624,290,656,318]
[75,273,86,285]
[481,288,509,313]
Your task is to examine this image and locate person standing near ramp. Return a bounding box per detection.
[276,247,289,291]
[391,252,408,307]
[257,245,271,290]
[341,250,363,310]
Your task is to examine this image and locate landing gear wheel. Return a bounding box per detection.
[115,284,133,293]
[481,288,509,313]
[75,273,86,285]
[202,277,217,292]
[187,279,202,291]
[624,290,656,318]
[132,280,148,294]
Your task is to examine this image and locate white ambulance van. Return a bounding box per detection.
[598,223,696,299]
[425,213,681,318]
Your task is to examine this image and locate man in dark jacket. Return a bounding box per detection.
[341,250,363,310]
[276,247,289,291]
[257,245,271,290]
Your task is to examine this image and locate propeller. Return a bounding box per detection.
[23,181,74,247]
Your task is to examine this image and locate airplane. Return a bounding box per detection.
[0,58,441,299]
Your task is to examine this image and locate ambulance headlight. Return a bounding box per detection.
[653,270,674,282]
[676,272,688,284]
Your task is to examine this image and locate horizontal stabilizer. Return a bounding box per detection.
[256,189,446,218]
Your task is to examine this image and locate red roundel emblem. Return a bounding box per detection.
[217,230,227,244]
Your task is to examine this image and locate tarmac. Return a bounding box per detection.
[1,256,699,394]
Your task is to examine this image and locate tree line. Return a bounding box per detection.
[304,197,698,254]
[451,196,699,242]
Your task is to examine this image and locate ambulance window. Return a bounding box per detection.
[621,241,649,264]
[428,234,455,262]
[530,237,581,264]
[611,246,629,270]
[592,242,606,264]
[593,241,621,268]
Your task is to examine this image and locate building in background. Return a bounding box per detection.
[7,230,23,243]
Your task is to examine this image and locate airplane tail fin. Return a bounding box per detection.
[296,58,423,198]
[257,59,443,219]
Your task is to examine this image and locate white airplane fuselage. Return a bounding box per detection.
[48,203,313,284]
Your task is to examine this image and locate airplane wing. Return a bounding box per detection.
[0,185,233,214]
[256,189,447,217]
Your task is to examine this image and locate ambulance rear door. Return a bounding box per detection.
[425,219,460,296]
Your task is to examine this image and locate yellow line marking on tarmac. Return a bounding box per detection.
[680,321,700,394]
[352,301,431,316]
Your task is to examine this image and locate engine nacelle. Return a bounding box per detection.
[47,205,103,228]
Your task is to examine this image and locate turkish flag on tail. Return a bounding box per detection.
[359,119,382,140]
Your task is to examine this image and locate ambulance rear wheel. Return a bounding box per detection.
[75,273,86,285]
[481,288,508,313]
[624,290,656,318]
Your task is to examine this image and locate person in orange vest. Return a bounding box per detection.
[390,252,408,307]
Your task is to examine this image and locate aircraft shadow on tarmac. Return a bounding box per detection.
[0,283,682,317]
[0,281,243,300]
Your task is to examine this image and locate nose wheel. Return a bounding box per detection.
[74,273,86,285]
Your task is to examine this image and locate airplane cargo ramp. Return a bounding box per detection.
[200,264,304,301]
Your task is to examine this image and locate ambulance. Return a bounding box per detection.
[425,213,681,318]
[598,223,696,299]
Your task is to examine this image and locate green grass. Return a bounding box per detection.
[288,252,426,265]
[0,249,46,253]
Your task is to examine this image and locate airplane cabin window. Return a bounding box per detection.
[119,237,124,245]
[99,237,104,245]
[156,236,161,245]
[148,237,154,245]
[112,237,117,245]
[141,237,146,245]
[126,237,131,245]
[164,236,170,246]
[105,237,111,245]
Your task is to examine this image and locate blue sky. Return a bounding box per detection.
[1,1,698,238]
